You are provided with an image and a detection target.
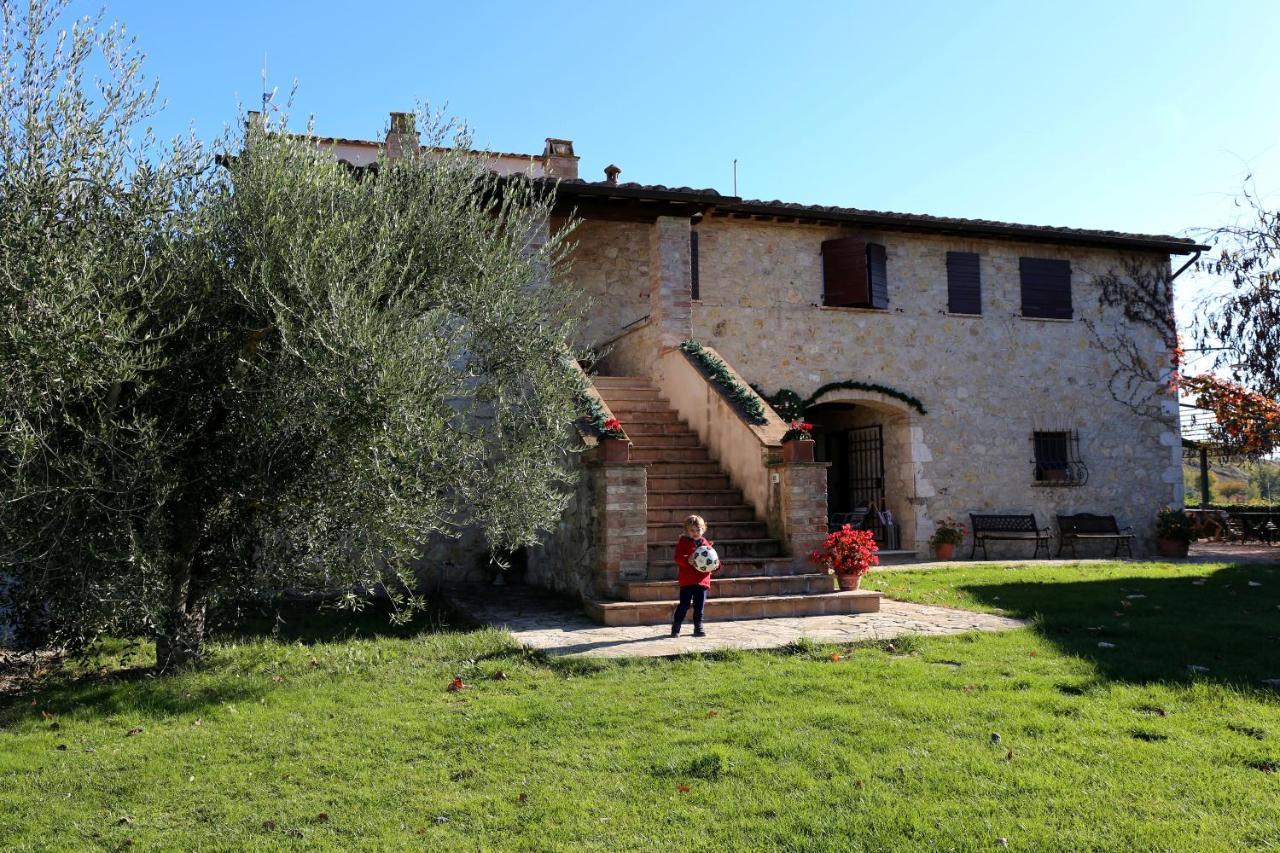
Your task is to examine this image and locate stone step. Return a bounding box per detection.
[647,461,722,476]
[648,505,758,524]
[613,410,681,425]
[595,387,664,402]
[645,557,802,581]
[648,473,732,491]
[605,399,676,413]
[584,590,884,626]
[647,521,770,541]
[620,573,836,602]
[648,538,782,561]
[630,446,710,463]
[648,489,745,508]
[624,421,696,436]
[590,375,652,387]
[627,432,701,448]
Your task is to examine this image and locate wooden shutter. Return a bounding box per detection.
[690,230,700,301]
[1019,257,1072,319]
[821,237,869,307]
[946,251,981,314]
[867,243,889,309]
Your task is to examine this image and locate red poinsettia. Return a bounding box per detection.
[783,419,815,442]
[809,524,879,577]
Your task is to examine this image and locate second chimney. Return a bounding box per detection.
[542,138,579,180]
[386,111,420,160]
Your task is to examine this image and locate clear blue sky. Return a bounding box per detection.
[89,0,1280,363]
[101,0,1280,241]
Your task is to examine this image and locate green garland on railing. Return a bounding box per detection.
[679,340,768,425]
[754,380,928,417]
[575,387,625,438]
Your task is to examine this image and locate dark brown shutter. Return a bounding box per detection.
[946,251,981,314]
[690,230,700,301]
[821,237,868,307]
[867,243,889,308]
[1020,257,1072,319]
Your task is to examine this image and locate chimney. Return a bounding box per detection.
[604,164,621,186]
[542,138,578,180]
[386,111,420,160]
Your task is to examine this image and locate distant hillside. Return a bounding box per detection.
[1183,457,1280,504]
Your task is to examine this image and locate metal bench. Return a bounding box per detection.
[1056,513,1133,558]
[969,513,1052,560]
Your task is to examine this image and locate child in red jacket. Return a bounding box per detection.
[672,515,714,637]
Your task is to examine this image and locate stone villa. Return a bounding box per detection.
[306,112,1204,625]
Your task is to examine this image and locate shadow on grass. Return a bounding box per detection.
[208,594,471,645]
[956,563,1280,688]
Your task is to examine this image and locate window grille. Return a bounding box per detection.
[1031,429,1088,486]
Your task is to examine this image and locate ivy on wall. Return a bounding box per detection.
[679,340,768,424]
[753,380,928,418]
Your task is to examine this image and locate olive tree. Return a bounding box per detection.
[0,0,584,666]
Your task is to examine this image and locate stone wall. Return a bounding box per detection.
[563,219,651,349]
[684,218,1181,556]
[526,441,598,600]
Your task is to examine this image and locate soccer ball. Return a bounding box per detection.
[692,544,720,573]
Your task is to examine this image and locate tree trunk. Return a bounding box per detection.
[156,494,210,671]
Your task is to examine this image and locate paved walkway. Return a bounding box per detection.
[455,587,1025,658]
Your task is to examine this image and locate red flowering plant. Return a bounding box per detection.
[809,525,880,578]
[782,419,815,442]
[929,517,967,547]
[600,417,625,439]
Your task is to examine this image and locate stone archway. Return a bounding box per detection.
[805,389,935,556]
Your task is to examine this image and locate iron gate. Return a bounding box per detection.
[847,425,885,509]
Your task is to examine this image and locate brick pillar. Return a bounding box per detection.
[385,111,420,160]
[649,216,693,350]
[589,459,648,597]
[776,461,829,566]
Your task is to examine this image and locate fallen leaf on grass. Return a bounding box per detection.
[1097,642,1116,649]
[262,820,277,831]
[315,813,329,824]
[56,744,67,751]
[830,653,842,662]
[192,719,202,727]
[517,793,528,803]
[491,671,509,681]
[40,709,54,720]
[676,785,690,793]
[963,685,977,693]
[126,727,143,737]
[1187,664,1210,674]
[117,815,134,826]
[1028,651,1037,657]
[706,710,719,717]
[271,675,284,683]
[447,676,466,692]
[1006,749,1015,761]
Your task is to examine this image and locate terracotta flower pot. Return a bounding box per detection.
[598,437,630,462]
[934,542,955,561]
[837,573,862,591]
[782,438,815,463]
[1156,537,1189,558]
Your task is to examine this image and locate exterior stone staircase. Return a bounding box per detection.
[585,376,882,626]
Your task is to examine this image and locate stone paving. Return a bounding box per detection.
[454,586,1025,658]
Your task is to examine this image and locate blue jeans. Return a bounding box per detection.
[672,585,707,632]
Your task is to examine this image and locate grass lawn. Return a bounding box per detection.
[2,560,1278,851]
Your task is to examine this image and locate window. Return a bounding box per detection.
[821,237,888,309]
[1032,430,1088,485]
[1020,257,1072,319]
[690,230,700,301]
[946,251,981,314]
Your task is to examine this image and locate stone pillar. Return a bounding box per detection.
[649,216,693,350]
[589,459,648,597]
[776,461,830,566]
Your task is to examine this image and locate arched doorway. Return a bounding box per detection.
[805,391,928,554]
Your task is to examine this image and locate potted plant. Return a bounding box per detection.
[929,517,966,560]
[598,417,629,462]
[1155,507,1194,557]
[810,524,879,591]
[782,419,815,463]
